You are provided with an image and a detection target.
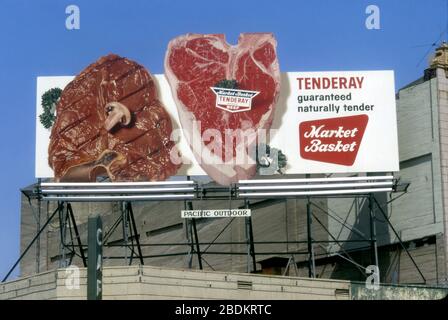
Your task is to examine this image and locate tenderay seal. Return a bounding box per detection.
[210,87,260,113]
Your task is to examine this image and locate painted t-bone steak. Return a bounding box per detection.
[49,54,180,182]
[165,33,280,185]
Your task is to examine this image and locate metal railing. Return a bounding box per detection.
[237,175,395,198]
[40,180,197,201]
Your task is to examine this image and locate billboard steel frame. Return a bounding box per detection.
[3,176,426,285]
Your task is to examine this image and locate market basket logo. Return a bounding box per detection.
[299,115,368,166]
[210,87,260,113]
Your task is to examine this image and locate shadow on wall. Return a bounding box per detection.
[329,192,392,283]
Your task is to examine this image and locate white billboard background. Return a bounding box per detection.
[35,71,399,178]
[271,71,399,174]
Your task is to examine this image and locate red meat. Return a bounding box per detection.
[165,33,280,185]
[49,54,180,182]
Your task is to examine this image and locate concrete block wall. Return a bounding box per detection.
[0,270,57,300]
[391,74,444,243]
[436,68,448,282]
[2,266,351,300]
[2,265,446,300]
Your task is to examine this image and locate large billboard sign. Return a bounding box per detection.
[35,34,399,186]
[289,71,398,173]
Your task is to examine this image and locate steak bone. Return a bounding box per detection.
[59,150,126,182]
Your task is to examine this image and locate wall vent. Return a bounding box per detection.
[335,288,350,297]
[237,280,253,290]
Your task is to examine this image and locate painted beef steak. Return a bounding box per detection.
[49,54,180,182]
[165,33,280,185]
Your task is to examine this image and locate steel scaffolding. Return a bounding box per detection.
[4,175,424,285]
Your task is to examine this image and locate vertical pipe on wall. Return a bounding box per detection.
[369,194,379,270]
[121,201,128,265]
[306,197,315,278]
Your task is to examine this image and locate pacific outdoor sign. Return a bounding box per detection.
[34,34,399,186]
[181,209,251,219]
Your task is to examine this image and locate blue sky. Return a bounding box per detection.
[0,0,446,280]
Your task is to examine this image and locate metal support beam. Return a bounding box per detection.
[184,173,202,270]
[372,196,426,284]
[245,214,251,272]
[126,202,144,265]
[58,202,68,268]
[121,202,128,265]
[306,198,315,278]
[368,194,379,269]
[311,209,367,276]
[67,203,87,267]
[191,218,203,270]
[36,189,41,273]
[2,203,62,282]
[26,193,43,274]
[248,217,257,273]
[184,200,194,269]
[244,200,257,273]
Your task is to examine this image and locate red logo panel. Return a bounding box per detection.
[299,115,369,166]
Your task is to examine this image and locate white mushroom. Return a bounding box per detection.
[104,101,131,131]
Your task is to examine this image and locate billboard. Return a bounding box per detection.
[35,34,399,186]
